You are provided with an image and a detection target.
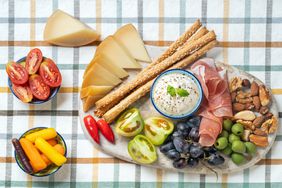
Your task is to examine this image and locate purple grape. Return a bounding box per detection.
[187,157,199,167]
[188,116,201,127]
[189,143,204,158]
[165,149,181,160]
[173,158,187,169]
[172,131,183,138]
[188,127,199,142]
[203,146,217,157]
[173,137,190,153]
[160,142,175,153]
[207,153,225,165]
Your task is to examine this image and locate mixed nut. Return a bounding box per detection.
[229,77,278,148]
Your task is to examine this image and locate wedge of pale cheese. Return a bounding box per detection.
[80,85,113,99]
[84,54,128,79]
[114,24,151,63]
[82,63,121,88]
[83,95,105,112]
[96,36,141,69]
[44,9,100,47]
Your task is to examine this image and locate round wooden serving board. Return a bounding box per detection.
[79,45,279,174]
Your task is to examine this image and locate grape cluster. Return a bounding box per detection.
[160,116,225,169]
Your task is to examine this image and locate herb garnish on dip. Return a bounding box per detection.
[150,69,203,119]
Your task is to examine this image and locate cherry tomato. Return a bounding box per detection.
[115,108,144,137]
[29,74,50,100]
[128,135,157,164]
[6,62,29,85]
[84,115,100,144]
[25,48,43,74]
[144,117,174,145]
[39,58,62,87]
[12,84,33,103]
[97,119,115,144]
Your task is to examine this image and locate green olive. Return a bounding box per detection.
[214,137,228,150]
[223,119,233,132]
[231,123,244,136]
[222,144,232,156]
[219,130,229,138]
[245,142,257,155]
[228,133,240,143]
[231,153,246,165]
[231,140,246,153]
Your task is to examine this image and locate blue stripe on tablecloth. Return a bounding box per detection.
[0,17,282,24]
[5,0,14,187]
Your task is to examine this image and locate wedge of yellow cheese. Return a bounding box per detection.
[114,24,151,63]
[80,85,113,99]
[82,63,121,88]
[44,9,100,47]
[84,54,128,79]
[83,95,105,112]
[95,36,141,69]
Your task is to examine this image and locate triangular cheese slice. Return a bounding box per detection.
[83,95,104,112]
[95,36,141,69]
[80,85,113,99]
[82,63,121,88]
[114,24,151,63]
[84,54,128,79]
[44,9,100,47]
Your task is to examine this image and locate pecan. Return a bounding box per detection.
[234,110,256,121]
[253,116,265,128]
[242,79,251,88]
[259,85,271,106]
[249,134,269,147]
[259,106,269,115]
[250,82,259,96]
[231,92,237,102]
[236,96,253,104]
[236,91,251,99]
[230,77,243,92]
[253,96,261,111]
[245,103,255,111]
[236,120,255,131]
[254,128,267,136]
[233,103,245,112]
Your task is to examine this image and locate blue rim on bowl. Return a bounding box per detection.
[7,56,61,104]
[15,127,67,177]
[150,69,203,119]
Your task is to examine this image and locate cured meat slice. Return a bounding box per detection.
[191,58,232,146]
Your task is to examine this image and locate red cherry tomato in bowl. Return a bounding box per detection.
[12,84,33,103]
[39,58,62,87]
[6,62,29,85]
[29,74,50,100]
[25,48,43,74]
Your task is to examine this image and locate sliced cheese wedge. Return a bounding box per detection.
[82,63,121,88]
[80,85,113,99]
[95,36,141,69]
[44,9,100,47]
[84,54,128,79]
[83,95,104,112]
[114,24,151,63]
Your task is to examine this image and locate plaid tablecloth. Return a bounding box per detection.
[1,0,282,187]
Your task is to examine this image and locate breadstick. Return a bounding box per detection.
[103,40,218,123]
[95,31,216,117]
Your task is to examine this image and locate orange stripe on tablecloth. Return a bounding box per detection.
[0,40,282,47]
[1,157,282,165]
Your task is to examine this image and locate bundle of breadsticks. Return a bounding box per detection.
[95,19,217,123]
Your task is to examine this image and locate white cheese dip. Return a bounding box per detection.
[152,71,201,118]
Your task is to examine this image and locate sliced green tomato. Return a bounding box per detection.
[128,135,157,164]
[115,108,144,137]
[144,117,174,145]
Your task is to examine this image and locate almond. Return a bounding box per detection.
[259,85,271,106]
[245,103,255,111]
[237,91,251,99]
[242,79,251,88]
[233,103,245,112]
[253,116,265,128]
[249,134,269,147]
[265,112,273,120]
[253,96,261,111]
[236,97,253,104]
[234,110,256,121]
[254,129,267,136]
[259,106,269,115]
[250,82,259,96]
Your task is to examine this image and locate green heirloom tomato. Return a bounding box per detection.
[115,108,144,137]
[128,135,157,164]
[144,117,174,145]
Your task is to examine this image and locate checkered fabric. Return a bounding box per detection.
[0,0,282,187]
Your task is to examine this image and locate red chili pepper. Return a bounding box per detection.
[84,115,100,144]
[97,119,115,144]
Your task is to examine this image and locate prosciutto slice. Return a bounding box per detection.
[191,58,232,146]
